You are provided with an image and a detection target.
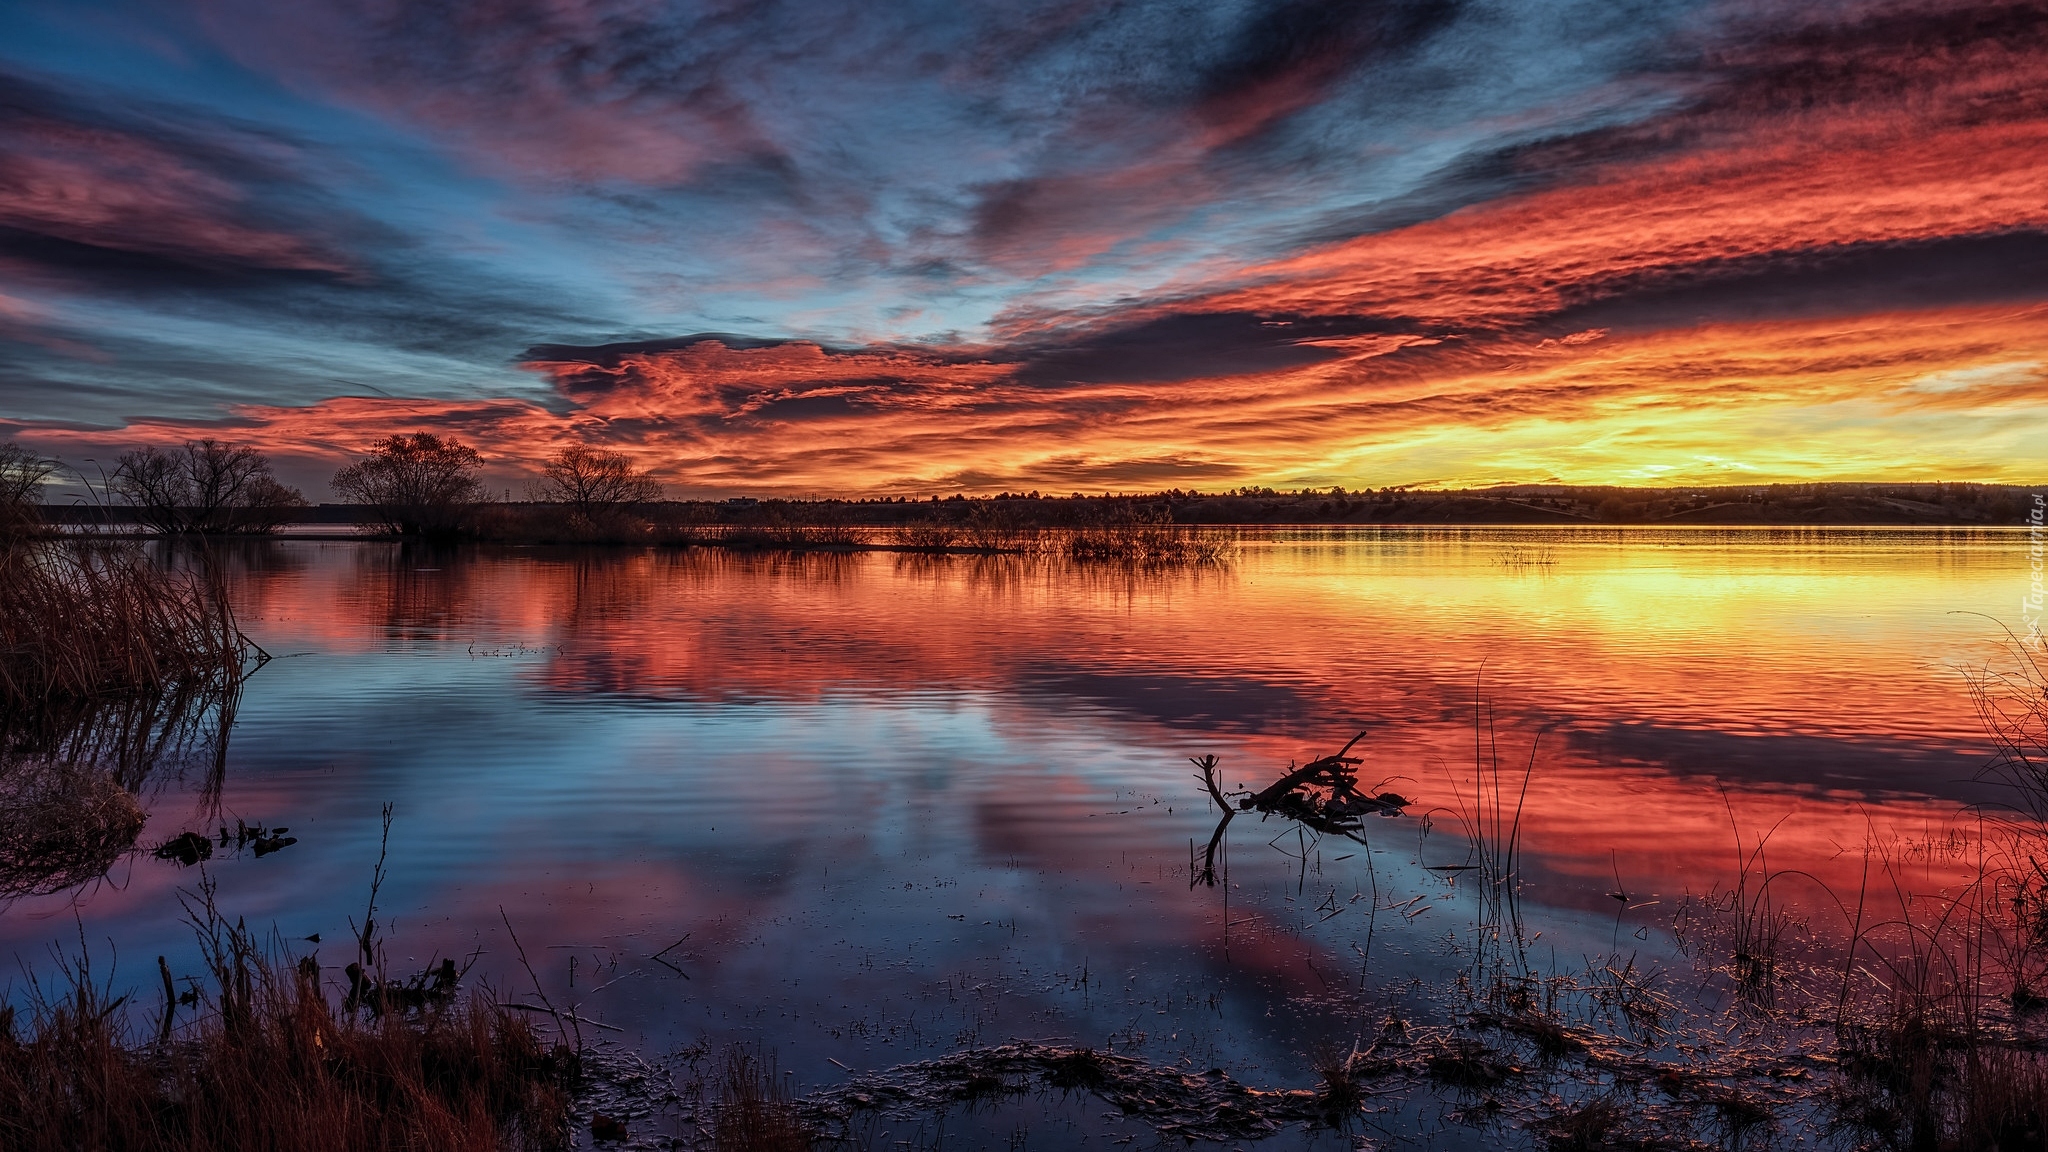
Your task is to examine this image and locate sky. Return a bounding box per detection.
[0,0,2043,497]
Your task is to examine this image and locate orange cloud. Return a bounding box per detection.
[15,303,2047,494]
[13,4,2047,495]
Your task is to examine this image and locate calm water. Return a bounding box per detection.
[3,528,2031,1147]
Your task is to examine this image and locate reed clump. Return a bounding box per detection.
[898,520,960,550]
[712,505,872,549]
[0,541,250,712]
[0,918,577,1152]
[0,540,255,896]
[0,759,145,897]
[479,502,666,545]
[713,1047,812,1152]
[1065,507,1227,564]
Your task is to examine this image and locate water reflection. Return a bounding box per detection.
[1,541,255,898]
[0,529,2027,1133]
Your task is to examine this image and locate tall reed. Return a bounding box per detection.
[0,909,576,1152]
[0,540,252,713]
[1065,506,1228,564]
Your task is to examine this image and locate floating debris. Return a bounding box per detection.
[154,830,213,866]
[804,1041,1338,1142]
[1191,731,1410,886]
[343,956,466,1015]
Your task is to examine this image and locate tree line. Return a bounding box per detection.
[0,434,659,539]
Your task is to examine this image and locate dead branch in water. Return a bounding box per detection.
[1190,731,1411,887]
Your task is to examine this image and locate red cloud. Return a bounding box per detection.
[0,107,352,279]
[14,303,2047,495]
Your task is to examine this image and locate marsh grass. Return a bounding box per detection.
[1435,693,1543,1019]
[1064,506,1228,564]
[0,539,254,713]
[0,760,146,898]
[897,520,960,551]
[0,539,256,897]
[0,891,577,1152]
[714,1047,812,1152]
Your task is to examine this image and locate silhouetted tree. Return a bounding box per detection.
[110,440,307,534]
[0,441,55,538]
[331,433,485,537]
[537,445,661,515]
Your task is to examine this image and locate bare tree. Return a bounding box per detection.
[0,441,55,537]
[110,440,307,534]
[331,433,486,537]
[537,445,661,516]
[110,447,187,534]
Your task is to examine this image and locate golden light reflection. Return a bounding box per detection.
[225,531,2017,912]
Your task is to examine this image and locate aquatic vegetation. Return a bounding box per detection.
[0,759,145,898]
[713,1048,810,1152]
[0,910,577,1152]
[0,538,259,897]
[0,540,255,713]
[1064,505,1229,564]
[897,519,959,550]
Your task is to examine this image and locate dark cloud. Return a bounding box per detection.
[1012,310,1426,386]
[0,68,359,288]
[1544,229,2048,336]
[1193,0,1463,128]
[526,333,804,369]
[1697,1,2048,120]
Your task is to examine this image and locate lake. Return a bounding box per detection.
[3,527,2032,1149]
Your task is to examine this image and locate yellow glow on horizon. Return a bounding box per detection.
[17,303,2047,494]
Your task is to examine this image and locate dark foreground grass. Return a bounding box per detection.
[0,929,577,1152]
[714,1048,811,1152]
[1,538,254,897]
[0,540,251,713]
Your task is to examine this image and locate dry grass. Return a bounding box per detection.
[1065,507,1227,564]
[898,520,960,550]
[1824,633,2048,1150]
[0,540,253,896]
[0,906,576,1152]
[0,759,146,897]
[713,1047,812,1152]
[0,540,252,713]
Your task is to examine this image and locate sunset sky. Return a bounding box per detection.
[1,0,2043,496]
